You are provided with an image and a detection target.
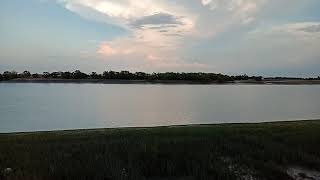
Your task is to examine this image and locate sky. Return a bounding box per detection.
[1,0,320,76]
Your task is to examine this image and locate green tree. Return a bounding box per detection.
[90,72,99,79]
[253,76,263,81]
[32,73,39,78]
[3,71,18,80]
[60,71,71,79]
[50,72,60,78]
[103,71,116,79]
[72,70,88,79]
[23,71,31,78]
[43,72,50,78]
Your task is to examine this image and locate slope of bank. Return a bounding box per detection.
[1,120,320,180]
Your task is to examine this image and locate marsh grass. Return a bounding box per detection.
[1,120,320,180]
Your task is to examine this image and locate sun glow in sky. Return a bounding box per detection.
[1,0,320,76]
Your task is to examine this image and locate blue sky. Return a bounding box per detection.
[1,0,320,76]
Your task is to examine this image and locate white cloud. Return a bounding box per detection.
[274,22,320,37]
[94,38,211,71]
[57,0,267,39]
[224,22,320,74]
[250,22,320,41]
[97,43,118,56]
[201,0,218,10]
[55,0,270,71]
[200,0,265,24]
[58,0,195,29]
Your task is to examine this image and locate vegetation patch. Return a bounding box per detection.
[286,167,320,180]
[0,120,320,180]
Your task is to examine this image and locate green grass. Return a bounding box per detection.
[1,120,320,180]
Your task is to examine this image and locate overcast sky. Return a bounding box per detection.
[1,0,320,76]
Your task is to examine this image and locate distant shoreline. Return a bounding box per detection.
[2,78,320,85]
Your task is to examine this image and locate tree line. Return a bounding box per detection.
[0,70,318,83]
[0,70,262,83]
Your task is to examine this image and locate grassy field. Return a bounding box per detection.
[1,120,320,180]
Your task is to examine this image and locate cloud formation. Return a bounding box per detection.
[216,21,320,75]
[51,0,320,74]
[56,0,266,41]
[201,0,265,24]
[55,0,266,71]
[130,13,183,28]
[282,22,320,35]
[56,0,201,70]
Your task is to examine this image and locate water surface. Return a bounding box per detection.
[1,83,319,133]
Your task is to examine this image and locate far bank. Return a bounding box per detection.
[2,78,320,85]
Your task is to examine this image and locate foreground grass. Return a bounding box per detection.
[1,120,320,180]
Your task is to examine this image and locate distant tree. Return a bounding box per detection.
[61,71,71,79]
[103,71,116,79]
[43,72,50,78]
[3,71,18,80]
[119,71,132,79]
[90,72,99,79]
[0,73,3,81]
[234,74,249,81]
[50,72,60,78]
[72,70,88,79]
[253,76,263,81]
[135,72,148,80]
[216,76,227,83]
[2,71,10,80]
[22,71,31,78]
[32,73,39,78]
[102,71,109,79]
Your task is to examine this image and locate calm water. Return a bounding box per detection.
[0,83,320,133]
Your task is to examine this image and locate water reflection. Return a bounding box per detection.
[0,83,319,132]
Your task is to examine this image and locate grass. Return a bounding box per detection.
[1,120,320,180]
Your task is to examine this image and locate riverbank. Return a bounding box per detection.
[2,78,320,85]
[1,120,320,180]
